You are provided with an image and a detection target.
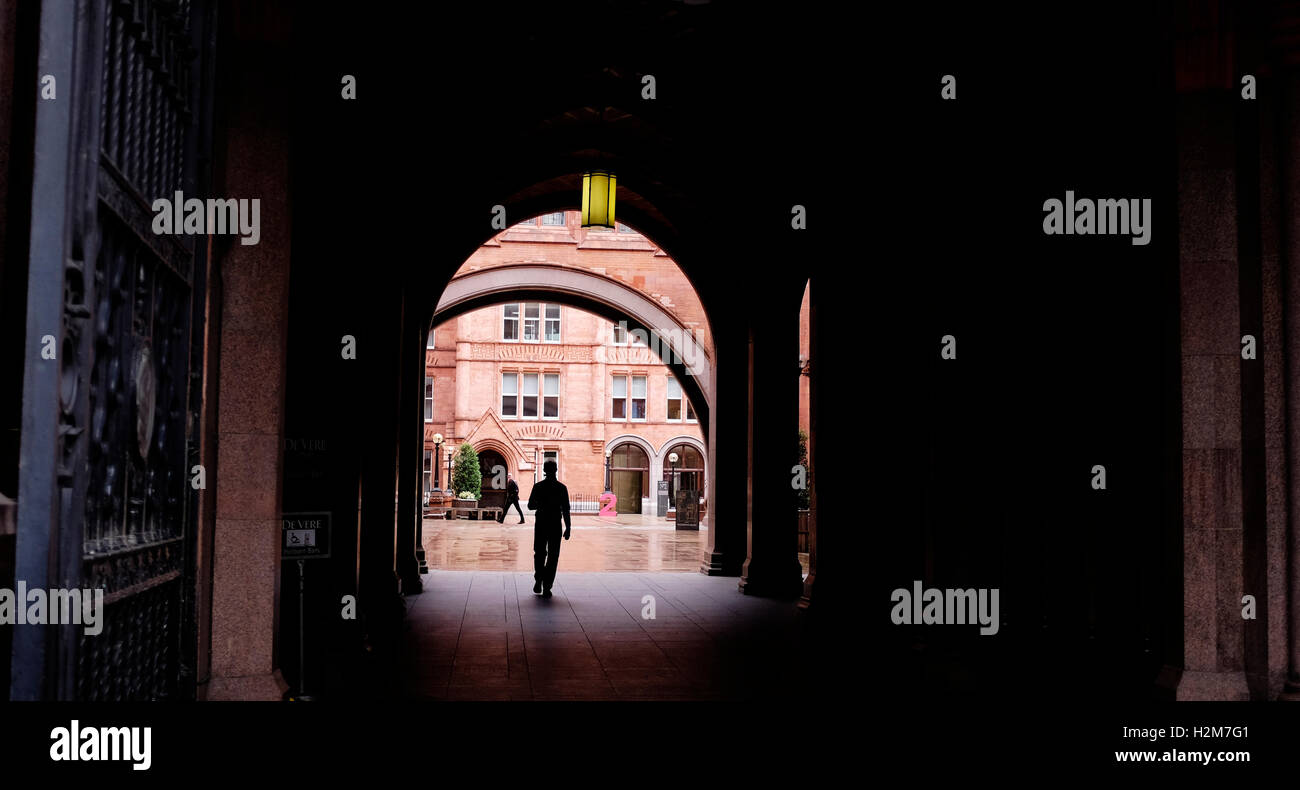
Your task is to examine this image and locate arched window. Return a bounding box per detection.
[663,443,704,507]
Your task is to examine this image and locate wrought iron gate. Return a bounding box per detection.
[14,0,215,700]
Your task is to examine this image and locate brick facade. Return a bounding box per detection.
[424,212,713,516]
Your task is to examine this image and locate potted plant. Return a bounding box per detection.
[451,443,481,517]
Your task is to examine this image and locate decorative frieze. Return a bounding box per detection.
[469,343,594,363]
[513,423,565,440]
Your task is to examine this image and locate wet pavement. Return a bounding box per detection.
[398,570,811,700]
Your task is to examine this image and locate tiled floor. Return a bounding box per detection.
[398,570,810,700]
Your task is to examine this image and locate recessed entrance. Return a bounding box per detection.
[610,442,649,514]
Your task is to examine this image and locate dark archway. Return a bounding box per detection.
[476,448,508,511]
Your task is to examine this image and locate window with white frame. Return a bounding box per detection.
[544,304,560,342]
[611,320,646,346]
[543,449,558,475]
[630,375,647,420]
[514,216,536,228]
[611,375,627,420]
[502,372,518,417]
[543,373,559,419]
[524,304,541,342]
[424,376,434,422]
[541,211,565,226]
[666,376,684,422]
[522,372,539,419]
[423,449,433,493]
[427,329,435,349]
[666,375,697,422]
[505,302,560,343]
[503,304,519,341]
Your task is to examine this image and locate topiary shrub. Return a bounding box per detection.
[451,443,481,500]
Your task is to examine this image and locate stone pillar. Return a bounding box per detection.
[739,299,804,598]
[396,308,422,593]
[357,288,404,616]
[1280,65,1300,702]
[1175,89,1249,700]
[700,318,746,576]
[1252,51,1292,701]
[206,42,292,701]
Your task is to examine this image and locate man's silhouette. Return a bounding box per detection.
[527,460,570,598]
[504,475,525,524]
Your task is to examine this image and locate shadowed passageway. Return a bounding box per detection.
[397,572,807,700]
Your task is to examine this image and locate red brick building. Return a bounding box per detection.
[423,211,714,516]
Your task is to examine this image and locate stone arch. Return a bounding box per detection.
[433,263,713,424]
[605,433,656,460]
[657,434,705,459]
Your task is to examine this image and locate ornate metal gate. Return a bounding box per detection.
[14,0,215,700]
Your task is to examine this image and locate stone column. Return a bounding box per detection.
[396,308,423,594]
[1175,89,1249,700]
[739,299,804,598]
[206,43,292,701]
[358,290,404,613]
[1249,47,1291,701]
[700,318,746,576]
[1280,64,1300,702]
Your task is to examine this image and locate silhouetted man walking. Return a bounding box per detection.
[527,460,570,598]
[504,476,525,524]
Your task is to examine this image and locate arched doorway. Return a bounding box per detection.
[477,448,508,511]
[610,442,649,514]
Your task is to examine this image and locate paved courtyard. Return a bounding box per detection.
[421,517,810,574]
[397,570,812,700]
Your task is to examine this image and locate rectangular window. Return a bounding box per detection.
[612,321,626,345]
[523,302,540,342]
[515,217,536,228]
[686,398,697,422]
[424,376,434,422]
[423,449,433,494]
[542,211,565,226]
[522,372,539,418]
[543,373,559,418]
[502,372,518,417]
[544,304,561,342]
[427,329,436,349]
[611,375,627,420]
[631,375,647,421]
[503,304,519,342]
[543,450,558,475]
[666,376,682,422]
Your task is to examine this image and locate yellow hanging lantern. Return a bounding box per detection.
[580,170,616,228]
